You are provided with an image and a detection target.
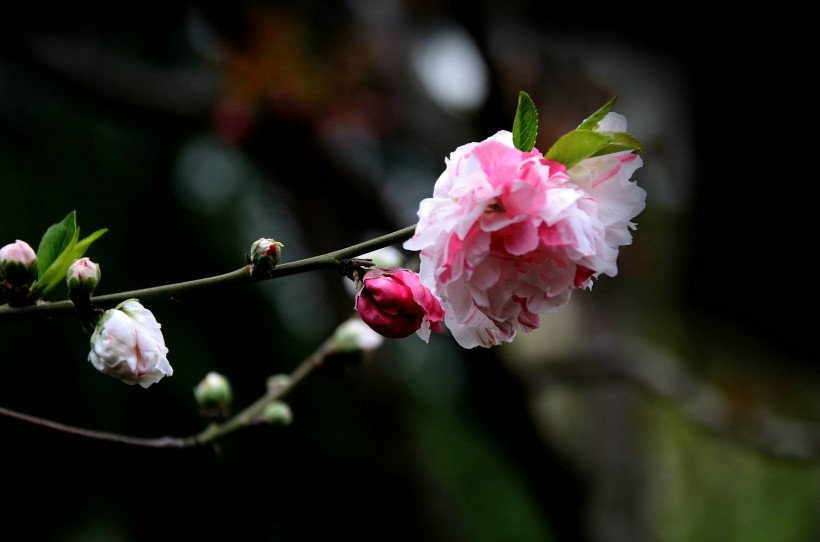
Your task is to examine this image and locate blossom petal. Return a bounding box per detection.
[404,123,645,349]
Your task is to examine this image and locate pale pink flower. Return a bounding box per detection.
[403,118,645,348]
[355,268,445,341]
[88,299,172,388]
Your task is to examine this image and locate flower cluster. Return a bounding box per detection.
[402,111,646,348]
[3,93,645,405]
[1,223,173,387]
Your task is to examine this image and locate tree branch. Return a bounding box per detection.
[0,225,417,321]
[0,335,340,448]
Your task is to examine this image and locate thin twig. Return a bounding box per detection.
[0,338,339,448]
[0,225,417,320]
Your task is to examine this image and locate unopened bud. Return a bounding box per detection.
[194,371,233,419]
[355,268,444,340]
[331,317,384,353]
[261,401,293,426]
[0,240,37,286]
[66,257,101,296]
[343,246,406,295]
[358,246,405,269]
[266,374,292,393]
[249,237,284,275]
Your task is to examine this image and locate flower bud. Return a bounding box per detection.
[249,237,284,275]
[66,257,101,296]
[331,317,384,353]
[194,371,233,419]
[358,246,405,269]
[0,240,37,286]
[266,374,292,393]
[88,299,172,388]
[355,268,445,341]
[260,401,293,426]
[343,246,406,296]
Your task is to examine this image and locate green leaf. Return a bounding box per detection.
[545,98,642,169]
[30,211,107,297]
[35,210,78,279]
[32,235,79,297]
[72,228,108,261]
[577,96,618,131]
[590,131,643,158]
[545,130,613,170]
[512,91,538,152]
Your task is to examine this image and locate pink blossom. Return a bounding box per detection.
[88,299,172,388]
[355,268,445,341]
[403,122,646,348]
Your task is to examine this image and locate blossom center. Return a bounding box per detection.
[485,197,506,214]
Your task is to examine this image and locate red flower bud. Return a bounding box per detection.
[355,268,444,341]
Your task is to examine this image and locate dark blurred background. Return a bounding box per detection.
[1,1,817,541]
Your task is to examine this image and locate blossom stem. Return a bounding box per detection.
[191,338,334,446]
[0,337,338,448]
[0,225,418,322]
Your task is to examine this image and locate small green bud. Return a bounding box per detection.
[260,401,293,426]
[250,237,284,275]
[194,371,233,420]
[66,257,101,296]
[331,317,384,353]
[266,374,292,393]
